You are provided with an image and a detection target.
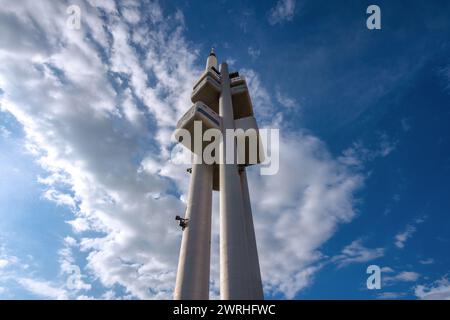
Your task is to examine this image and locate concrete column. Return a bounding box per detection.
[239,168,264,299]
[219,62,253,299]
[174,157,213,300]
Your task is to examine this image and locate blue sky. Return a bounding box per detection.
[0,0,449,299]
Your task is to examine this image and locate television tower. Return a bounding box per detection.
[174,49,264,300]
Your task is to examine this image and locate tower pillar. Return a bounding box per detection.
[219,62,259,299]
[174,158,213,299]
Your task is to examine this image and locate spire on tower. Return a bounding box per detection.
[205,47,218,70]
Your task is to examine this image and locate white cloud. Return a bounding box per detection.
[395,225,416,249]
[0,125,11,138]
[1,240,96,300]
[0,247,19,271]
[67,218,90,233]
[0,0,365,299]
[332,239,384,268]
[378,133,398,157]
[380,267,420,286]
[241,68,278,121]
[0,0,192,299]
[339,134,398,169]
[122,7,140,25]
[268,0,296,25]
[381,266,394,273]
[276,89,297,108]
[64,236,77,247]
[394,217,425,249]
[419,258,434,265]
[43,189,77,209]
[385,271,420,283]
[415,277,450,300]
[0,259,9,269]
[59,238,91,292]
[243,121,364,297]
[87,0,117,14]
[77,295,95,300]
[18,278,68,300]
[395,271,420,282]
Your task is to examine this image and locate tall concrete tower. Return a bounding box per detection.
[174,49,264,300]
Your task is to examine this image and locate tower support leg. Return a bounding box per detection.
[239,168,264,299]
[174,159,213,300]
[219,62,262,299]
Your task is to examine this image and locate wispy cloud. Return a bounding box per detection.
[0,240,90,299]
[394,225,417,249]
[58,237,91,292]
[0,125,11,138]
[332,239,384,268]
[276,89,297,108]
[378,133,398,157]
[0,246,19,272]
[18,278,68,300]
[379,267,420,289]
[385,271,420,283]
[394,217,426,249]
[381,266,395,273]
[419,258,434,265]
[338,133,398,169]
[268,0,296,25]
